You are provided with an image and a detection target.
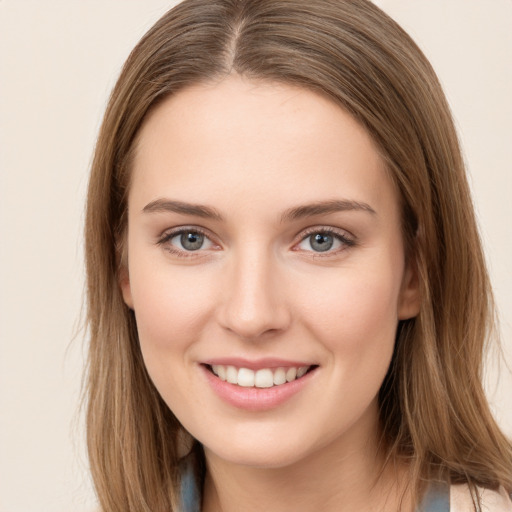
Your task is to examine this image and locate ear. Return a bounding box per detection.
[119,265,134,309]
[397,258,421,320]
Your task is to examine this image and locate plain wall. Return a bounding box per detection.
[0,1,510,511]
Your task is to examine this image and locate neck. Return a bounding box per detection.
[201,408,412,512]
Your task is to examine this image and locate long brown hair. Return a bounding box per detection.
[84,1,512,510]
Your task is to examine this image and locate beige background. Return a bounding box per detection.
[0,1,510,511]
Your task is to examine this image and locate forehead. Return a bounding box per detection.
[129,75,398,220]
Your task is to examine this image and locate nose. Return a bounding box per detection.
[217,247,291,340]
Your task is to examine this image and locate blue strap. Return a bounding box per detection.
[418,481,450,512]
[179,454,202,512]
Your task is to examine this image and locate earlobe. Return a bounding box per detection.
[119,265,134,309]
[398,260,421,320]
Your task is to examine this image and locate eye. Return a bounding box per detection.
[158,228,216,254]
[296,229,354,253]
[171,231,210,251]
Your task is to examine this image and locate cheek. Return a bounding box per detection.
[128,254,216,354]
[296,262,402,361]
[127,260,220,414]
[299,265,401,425]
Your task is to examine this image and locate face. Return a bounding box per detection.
[121,75,420,469]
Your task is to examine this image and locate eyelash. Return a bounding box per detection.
[156,226,356,258]
[156,226,216,258]
[295,227,356,256]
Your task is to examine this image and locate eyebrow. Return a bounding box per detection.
[142,198,376,222]
[280,199,376,222]
[142,199,224,220]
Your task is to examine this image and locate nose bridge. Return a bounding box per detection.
[218,242,290,339]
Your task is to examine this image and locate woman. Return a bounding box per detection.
[84,1,512,510]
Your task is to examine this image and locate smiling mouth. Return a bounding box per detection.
[205,364,318,388]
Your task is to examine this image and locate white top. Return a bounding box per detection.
[450,484,512,511]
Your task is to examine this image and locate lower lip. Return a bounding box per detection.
[201,365,317,411]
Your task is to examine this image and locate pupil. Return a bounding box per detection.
[181,232,204,251]
[311,233,333,252]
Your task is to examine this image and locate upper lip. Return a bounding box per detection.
[201,357,316,371]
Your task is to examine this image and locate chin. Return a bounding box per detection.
[206,443,308,469]
[198,426,327,470]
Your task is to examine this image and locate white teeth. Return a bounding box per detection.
[273,368,286,385]
[209,364,312,388]
[286,367,297,382]
[215,365,226,381]
[297,366,308,378]
[254,369,274,388]
[226,365,238,384]
[238,368,255,387]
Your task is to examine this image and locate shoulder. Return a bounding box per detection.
[450,484,512,511]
